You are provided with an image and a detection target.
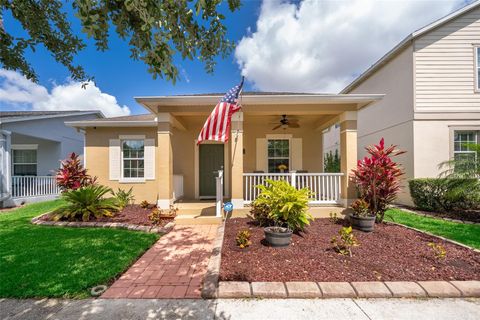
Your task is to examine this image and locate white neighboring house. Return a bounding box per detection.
[341,1,480,205]
[0,110,103,207]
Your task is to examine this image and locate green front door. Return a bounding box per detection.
[199,144,224,198]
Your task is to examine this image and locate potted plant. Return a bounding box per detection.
[277,164,288,173]
[351,138,405,227]
[251,179,313,247]
[349,198,375,232]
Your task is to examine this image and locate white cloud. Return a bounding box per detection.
[236,0,468,93]
[0,69,130,117]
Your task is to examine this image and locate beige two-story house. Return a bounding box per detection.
[342,1,480,205]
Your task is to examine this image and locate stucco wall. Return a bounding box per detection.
[85,127,159,203]
[413,120,480,178]
[348,45,415,205]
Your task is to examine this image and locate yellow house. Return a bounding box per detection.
[67,93,382,222]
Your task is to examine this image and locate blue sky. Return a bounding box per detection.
[2,1,261,114]
[0,0,473,116]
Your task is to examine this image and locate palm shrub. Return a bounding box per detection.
[52,185,120,221]
[252,179,313,232]
[351,138,405,223]
[112,187,135,209]
[439,142,480,178]
[56,152,96,192]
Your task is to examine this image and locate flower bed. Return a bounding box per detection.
[219,218,480,282]
[35,204,175,233]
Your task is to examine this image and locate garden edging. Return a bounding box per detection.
[31,212,175,235]
[218,280,480,298]
[385,220,480,253]
[392,205,480,225]
[202,222,225,299]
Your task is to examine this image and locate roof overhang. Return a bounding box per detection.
[66,120,158,129]
[135,94,384,115]
[0,111,104,124]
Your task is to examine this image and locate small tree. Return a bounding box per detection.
[55,152,96,192]
[439,142,480,178]
[351,138,405,223]
[324,149,340,173]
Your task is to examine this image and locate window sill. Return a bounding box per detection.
[119,178,146,184]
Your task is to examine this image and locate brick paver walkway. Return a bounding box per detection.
[102,225,217,299]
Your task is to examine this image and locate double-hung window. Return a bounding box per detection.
[453,131,478,173]
[122,140,144,179]
[267,139,290,173]
[12,149,37,176]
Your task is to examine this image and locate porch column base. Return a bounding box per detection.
[157,199,173,209]
[340,198,355,208]
[231,198,244,209]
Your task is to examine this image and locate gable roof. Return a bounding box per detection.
[0,110,104,123]
[340,0,480,94]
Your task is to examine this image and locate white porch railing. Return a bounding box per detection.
[11,176,60,198]
[243,172,344,205]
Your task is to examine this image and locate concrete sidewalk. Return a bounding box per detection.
[1,298,479,320]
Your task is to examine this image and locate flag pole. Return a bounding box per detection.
[232,78,244,164]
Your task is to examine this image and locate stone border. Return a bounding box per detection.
[218,280,480,299]
[202,222,225,299]
[31,213,175,235]
[393,205,480,225]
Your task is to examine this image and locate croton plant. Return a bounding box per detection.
[351,138,405,223]
[55,152,96,192]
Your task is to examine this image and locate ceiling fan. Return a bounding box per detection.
[271,115,299,130]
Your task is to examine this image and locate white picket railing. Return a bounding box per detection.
[243,172,344,205]
[11,176,60,198]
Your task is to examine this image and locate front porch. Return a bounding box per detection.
[135,93,383,213]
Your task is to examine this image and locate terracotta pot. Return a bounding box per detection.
[349,214,376,232]
[264,226,293,247]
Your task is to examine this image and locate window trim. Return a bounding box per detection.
[120,139,145,182]
[266,138,291,173]
[11,146,38,176]
[450,128,479,162]
[475,46,480,93]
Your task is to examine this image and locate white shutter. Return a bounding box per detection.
[256,138,268,172]
[144,138,155,180]
[291,138,303,171]
[109,139,121,180]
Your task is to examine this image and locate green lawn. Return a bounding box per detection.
[0,200,159,298]
[384,208,480,249]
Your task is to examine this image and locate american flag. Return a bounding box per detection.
[197,77,244,144]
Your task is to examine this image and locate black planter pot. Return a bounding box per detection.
[264,226,293,247]
[349,215,376,232]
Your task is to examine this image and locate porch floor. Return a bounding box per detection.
[173,200,348,223]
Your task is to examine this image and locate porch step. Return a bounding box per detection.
[174,215,223,225]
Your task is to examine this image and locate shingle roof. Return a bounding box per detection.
[78,113,156,122]
[0,110,101,118]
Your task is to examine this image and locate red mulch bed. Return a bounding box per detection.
[220,218,480,282]
[42,204,174,228]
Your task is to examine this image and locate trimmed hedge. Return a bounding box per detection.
[409,178,480,212]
